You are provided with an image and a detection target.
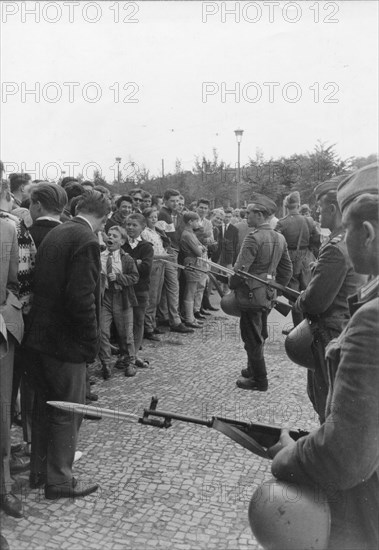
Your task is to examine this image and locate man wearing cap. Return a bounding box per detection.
[291,176,366,422]
[276,191,320,327]
[270,162,379,550]
[230,197,292,391]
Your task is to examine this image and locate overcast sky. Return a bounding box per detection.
[1,1,378,181]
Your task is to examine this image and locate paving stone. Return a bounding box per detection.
[3,305,317,549]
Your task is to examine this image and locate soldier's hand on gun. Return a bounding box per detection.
[267,429,296,459]
[108,273,116,282]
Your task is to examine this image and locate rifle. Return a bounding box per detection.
[162,259,225,298]
[47,397,309,460]
[203,260,300,304]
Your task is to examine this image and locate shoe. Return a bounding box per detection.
[45,480,99,500]
[203,305,219,311]
[101,365,112,380]
[135,358,150,369]
[170,323,194,334]
[184,321,203,329]
[194,312,207,320]
[200,308,211,316]
[30,472,46,489]
[236,377,268,391]
[87,392,98,401]
[1,535,10,550]
[124,364,137,377]
[144,332,160,342]
[157,319,170,327]
[153,328,165,335]
[241,368,250,378]
[0,493,23,518]
[10,455,30,474]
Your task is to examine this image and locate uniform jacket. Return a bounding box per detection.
[272,277,379,550]
[24,217,102,363]
[296,228,366,328]
[0,219,24,353]
[232,224,293,287]
[100,248,139,309]
[276,213,320,250]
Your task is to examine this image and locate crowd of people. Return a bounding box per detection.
[0,159,378,550]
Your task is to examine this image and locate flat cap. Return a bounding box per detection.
[337,162,379,212]
[314,175,347,200]
[249,193,277,215]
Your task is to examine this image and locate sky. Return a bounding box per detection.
[1,0,378,182]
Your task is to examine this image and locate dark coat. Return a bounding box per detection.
[217,223,239,265]
[122,239,153,294]
[24,217,101,363]
[29,218,61,249]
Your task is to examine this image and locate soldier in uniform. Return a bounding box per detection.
[230,196,292,391]
[270,162,379,550]
[292,176,366,422]
[276,191,320,326]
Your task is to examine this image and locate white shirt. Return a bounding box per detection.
[127,235,142,249]
[100,248,123,277]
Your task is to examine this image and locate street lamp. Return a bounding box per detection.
[115,157,121,184]
[234,128,244,208]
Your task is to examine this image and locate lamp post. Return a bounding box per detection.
[234,128,244,208]
[115,157,121,184]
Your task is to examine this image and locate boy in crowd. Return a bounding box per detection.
[121,214,154,371]
[99,226,139,379]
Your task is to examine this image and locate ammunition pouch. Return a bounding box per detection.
[234,278,276,311]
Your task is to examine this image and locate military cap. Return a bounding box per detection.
[249,193,277,215]
[314,175,347,200]
[337,162,379,212]
[284,191,300,207]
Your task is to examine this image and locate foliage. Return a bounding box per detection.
[79,145,377,208]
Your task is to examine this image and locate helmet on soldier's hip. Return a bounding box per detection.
[284,319,315,370]
[248,479,330,550]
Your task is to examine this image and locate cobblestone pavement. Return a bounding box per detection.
[3,300,319,550]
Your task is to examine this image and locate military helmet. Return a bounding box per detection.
[220,292,241,317]
[248,479,330,550]
[284,319,315,370]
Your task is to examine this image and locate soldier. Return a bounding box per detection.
[276,191,320,326]
[270,162,379,550]
[230,196,292,391]
[291,176,366,422]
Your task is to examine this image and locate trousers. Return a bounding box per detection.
[239,309,269,382]
[30,354,86,485]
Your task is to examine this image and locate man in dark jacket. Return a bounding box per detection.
[25,190,111,499]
